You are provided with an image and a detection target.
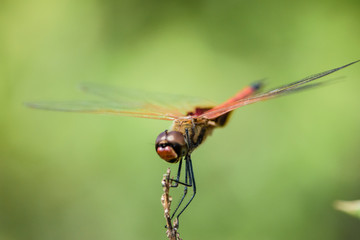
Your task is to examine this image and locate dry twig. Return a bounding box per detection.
[161,168,182,240]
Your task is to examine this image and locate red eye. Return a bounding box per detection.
[155,131,187,163]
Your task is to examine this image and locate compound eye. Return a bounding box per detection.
[155,131,187,163]
[155,131,167,144]
[166,131,186,147]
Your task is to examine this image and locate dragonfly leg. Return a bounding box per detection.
[170,178,192,187]
[170,157,192,187]
[170,158,183,188]
[165,128,198,227]
[170,158,190,219]
[173,154,196,223]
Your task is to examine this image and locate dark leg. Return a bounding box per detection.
[168,128,198,226]
[170,159,190,219]
[170,159,192,187]
[170,158,183,188]
[175,155,196,220]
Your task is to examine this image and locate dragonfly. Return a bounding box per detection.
[26,60,359,224]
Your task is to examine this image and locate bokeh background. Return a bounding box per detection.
[1,0,360,239]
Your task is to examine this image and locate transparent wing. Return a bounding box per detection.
[26,100,179,120]
[80,82,216,116]
[200,60,359,119]
[26,83,216,120]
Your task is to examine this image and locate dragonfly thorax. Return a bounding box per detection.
[155,130,188,163]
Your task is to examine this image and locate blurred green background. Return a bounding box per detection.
[1,0,360,239]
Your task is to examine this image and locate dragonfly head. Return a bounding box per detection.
[155,130,188,163]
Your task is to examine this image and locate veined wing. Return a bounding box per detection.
[200,60,359,119]
[26,100,178,120]
[79,82,216,116]
[26,83,216,120]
